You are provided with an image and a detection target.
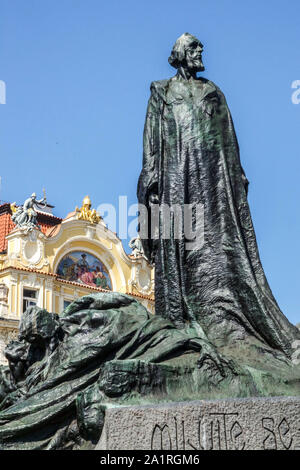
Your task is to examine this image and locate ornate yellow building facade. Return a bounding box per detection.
[0,197,154,364]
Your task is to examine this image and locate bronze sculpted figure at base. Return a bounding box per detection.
[0,34,299,450]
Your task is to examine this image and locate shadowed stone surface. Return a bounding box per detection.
[97,397,300,450]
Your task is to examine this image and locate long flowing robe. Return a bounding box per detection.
[137,75,300,356]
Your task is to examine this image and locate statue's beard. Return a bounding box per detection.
[185,57,205,73]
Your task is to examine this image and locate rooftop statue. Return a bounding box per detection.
[75,195,101,224]
[129,235,144,258]
[11,191,47,232]
[0,34,299,450]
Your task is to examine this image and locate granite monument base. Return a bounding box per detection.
[96,397,300,450]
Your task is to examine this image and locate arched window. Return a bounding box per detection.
[56,251,111,290]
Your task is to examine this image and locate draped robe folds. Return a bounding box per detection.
[137,75,300,356]
[0,294,207,450]
[1,293,299,449]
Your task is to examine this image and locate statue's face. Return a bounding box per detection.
[185,39,204,72]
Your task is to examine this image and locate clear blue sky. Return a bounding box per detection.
[0,0,299,323]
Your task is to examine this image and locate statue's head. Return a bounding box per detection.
[168,33,205,72]
[31,192,36,199]
[82,195,92,210]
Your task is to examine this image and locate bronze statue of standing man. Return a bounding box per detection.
[138,33,300,357]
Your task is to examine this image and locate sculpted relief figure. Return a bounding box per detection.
[138,33,300,356]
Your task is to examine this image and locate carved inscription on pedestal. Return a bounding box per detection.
[97,398,300,450]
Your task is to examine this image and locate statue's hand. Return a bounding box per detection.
[197,340,228,378]
[38,197,47,205]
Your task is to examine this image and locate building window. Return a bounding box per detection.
[63,300,71,310]
[23,288,38,313]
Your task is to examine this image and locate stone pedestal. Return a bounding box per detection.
[96,397,300,450]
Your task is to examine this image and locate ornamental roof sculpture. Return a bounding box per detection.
[129,235,145,259]
[10,190,47,233]
[75,195,101,224]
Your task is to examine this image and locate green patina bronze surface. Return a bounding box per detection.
[137,33,300,355]
[0,33,299,450]
[0,293,299,450]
